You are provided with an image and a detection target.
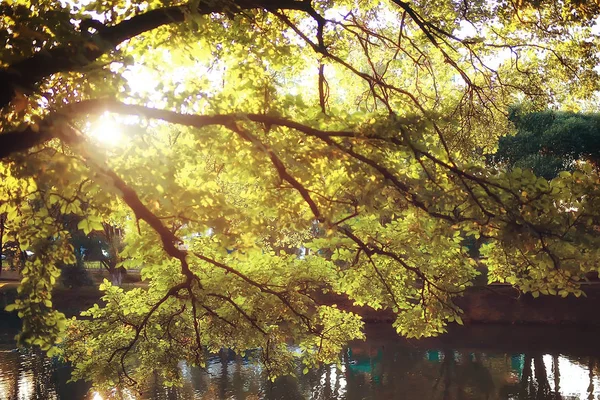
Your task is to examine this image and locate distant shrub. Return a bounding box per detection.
[60,264,94,287]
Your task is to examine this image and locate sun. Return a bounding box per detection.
[88,112,123,146]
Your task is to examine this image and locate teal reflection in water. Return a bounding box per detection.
[1,325,600,399]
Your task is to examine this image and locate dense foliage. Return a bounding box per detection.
[2,0,600,394]
[494,107,600,179]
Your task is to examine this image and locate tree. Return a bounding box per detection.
[93,223,126,285]
[1,0,600,393]
[65,215,125,285]
[493,106,600,179]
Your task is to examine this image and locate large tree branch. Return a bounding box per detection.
[0,0,311,109]
[60,100,453,221]
[0,100,457,224]
[0,127,54,160]
[0,99,354,160]
[61,99,355,138]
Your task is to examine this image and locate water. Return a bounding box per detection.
[1,323,600,399]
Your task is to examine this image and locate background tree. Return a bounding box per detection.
[80,222,125,285]
[1,0,600,393]
[493,106,600,179]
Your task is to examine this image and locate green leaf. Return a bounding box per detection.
[4,304,17,312]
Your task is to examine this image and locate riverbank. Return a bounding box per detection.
[2,281,600,326]
[319,284,600,326]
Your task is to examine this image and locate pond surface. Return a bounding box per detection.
[1,322,600,400]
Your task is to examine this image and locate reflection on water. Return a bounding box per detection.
[1,326,600,399]
[0,347,89,400]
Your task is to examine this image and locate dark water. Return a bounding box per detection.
[1,323,600,400]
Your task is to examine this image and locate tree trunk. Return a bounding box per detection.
[109,267,123,286]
